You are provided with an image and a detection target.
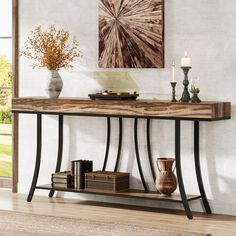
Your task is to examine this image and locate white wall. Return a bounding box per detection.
[18,0,236,215]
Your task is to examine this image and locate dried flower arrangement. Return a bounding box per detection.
[20,25,82,70]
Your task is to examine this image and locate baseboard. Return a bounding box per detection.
[208,200,236,216]
[0,177,12,189]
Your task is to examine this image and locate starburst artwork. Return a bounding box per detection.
[99,0,164,68]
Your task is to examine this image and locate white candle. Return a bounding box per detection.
[172,61,175,82]
[181,51,191,67]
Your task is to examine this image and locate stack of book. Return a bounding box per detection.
[51,171,72,189]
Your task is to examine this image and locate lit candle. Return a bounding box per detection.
[172,61,175,82]
[181,51,191,67]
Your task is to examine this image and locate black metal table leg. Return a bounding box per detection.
[49,115,64,198]
[175,120,193,219]
[134,118,148,191]
[146,119,156,183]
[114,118,123,172]
[27,114,42,202]
[194,121,212,214]
[102,117,111,171]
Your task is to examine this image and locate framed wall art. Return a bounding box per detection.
[99,0,164,68]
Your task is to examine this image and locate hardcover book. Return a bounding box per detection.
[52,182,71,189]
[72,160,93,189]
[51,171,72,179]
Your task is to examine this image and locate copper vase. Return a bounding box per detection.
[155,158,177,195]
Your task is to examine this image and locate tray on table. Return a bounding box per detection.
[88,92,139,100]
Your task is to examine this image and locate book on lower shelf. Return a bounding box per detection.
[51,160,93,190]
[72,160,93,189]
[51,171,72,179]
[51,171,73,188]
[52,182,71,189]
[51,177,70,184]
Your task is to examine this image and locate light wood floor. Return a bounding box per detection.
[0,189,236,236]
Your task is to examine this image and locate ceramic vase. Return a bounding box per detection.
[155,158,177,195]
[45,70,63,98]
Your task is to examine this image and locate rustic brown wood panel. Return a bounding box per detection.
[99,0,164,68]
[12,97,231,120]
[36,184,199,202]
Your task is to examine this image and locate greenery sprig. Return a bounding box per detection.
[190,84,200,93]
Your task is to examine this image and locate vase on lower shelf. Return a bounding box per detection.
[155,158,177,196]
[45,70,63,98]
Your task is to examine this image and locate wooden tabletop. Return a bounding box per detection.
[12,97,231,121]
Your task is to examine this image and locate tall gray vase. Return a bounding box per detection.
[46,70,63,98]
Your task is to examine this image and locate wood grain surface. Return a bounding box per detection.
[1,190,236,236]
[36,184,198,202]
[12,97,231,120]
[99,0,164,68]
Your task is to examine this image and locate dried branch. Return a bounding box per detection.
[20,25,82,70]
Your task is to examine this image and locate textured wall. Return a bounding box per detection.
[19,0,236,215]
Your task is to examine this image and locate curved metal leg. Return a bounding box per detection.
[194,121,211,214]
[175,120,193,219]
[114,118,123,172]
[146,119,156,183]
[49,115,64,198]
[27,114,42,202]
[102,117,111,171]
[134,118,148,191]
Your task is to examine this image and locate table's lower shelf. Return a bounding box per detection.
[36,184,201,203]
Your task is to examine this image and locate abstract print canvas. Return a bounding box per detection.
[99,0,164,68]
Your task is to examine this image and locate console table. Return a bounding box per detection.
[12,97,231,219]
